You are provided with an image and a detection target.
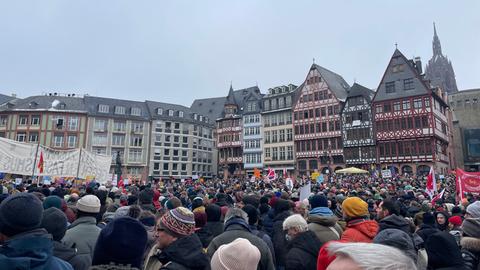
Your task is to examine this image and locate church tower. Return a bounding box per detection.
[425,23,459,93]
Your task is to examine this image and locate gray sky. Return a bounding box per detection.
[0,1,478,106]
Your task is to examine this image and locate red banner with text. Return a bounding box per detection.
[456,168,480,200]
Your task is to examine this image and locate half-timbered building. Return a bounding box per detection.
[293,64,350,176]
[372,49,451,175]
[341,83,376,168]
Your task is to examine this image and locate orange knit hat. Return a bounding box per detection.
[342,197,369,218]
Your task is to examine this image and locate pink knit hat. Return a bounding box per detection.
[211,238,261,270]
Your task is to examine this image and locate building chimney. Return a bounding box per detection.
[414,57,422,74]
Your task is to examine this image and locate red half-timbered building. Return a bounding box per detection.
[372,49,451,175]
[293,64,350,176]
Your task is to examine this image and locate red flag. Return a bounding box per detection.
[425,166,436,199]
[431,188,445,205]
[37,152,44,174]
[456,169,480,200]
[283,168,287,178]
[267,168,276,180]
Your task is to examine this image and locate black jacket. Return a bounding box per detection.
[156,234,210,270]
[461,236,480,270]
[52,241,90,270]
[195,227,213,249]
[379,214,412,234]
[416,223,439,242]
[203,221,224,239]
[285,231,321,270]
[272,211,291,268]
[425,231,466,270]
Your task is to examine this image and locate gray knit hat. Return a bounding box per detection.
[466,201,480,218]
[0,193,44,236]
[41,207,68,241]
[76,194,101,213]
[462,218,480,238]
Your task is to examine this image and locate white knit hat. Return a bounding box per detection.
[211,238,261,270]
[76,195,101,213]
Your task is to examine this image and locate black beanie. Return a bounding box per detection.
[205,203,221,222]
[423,212,435,225]
[0,193,43,236]
[309,194,329,209]
[41,207,68,241]
[92,217,148,268]
[242,204,259,225]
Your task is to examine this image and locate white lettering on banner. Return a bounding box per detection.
[0,137,37,175]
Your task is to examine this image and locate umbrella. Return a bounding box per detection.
[335,167,369,174]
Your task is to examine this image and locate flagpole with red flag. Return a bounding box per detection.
[425,166,437,199]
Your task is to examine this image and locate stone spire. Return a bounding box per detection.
[433,22,443,56]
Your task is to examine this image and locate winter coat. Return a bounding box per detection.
[340,218,378,243]
[90,264,140,270]
[195,227,213,249]
[250,225,276,265]
[140,204,157,214]
[378,214,412,234]
[261,208,275,237]
[203,221,224,239]
[416,223,439,242]
[0,229,73,270]
[461,237,480,270]
[272,211,291,268]
[285,230,322,270]
[207,218,275,270]
[52,241,90,270]
[307,213,343,246]
[425,231,466,270]
[62,216,101,268]
[144,234,209,270]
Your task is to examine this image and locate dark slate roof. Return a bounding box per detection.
[84,95,150,120]
[225,85,236,105]
[313,64,350,101]
[146,100,212,126]
[0,95,86,112]
[0,94,16,105]
[347,83,376,101]
[373,49,431,102]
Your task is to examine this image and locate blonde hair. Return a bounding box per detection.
[328,242,417,270]
[282,214,308,232]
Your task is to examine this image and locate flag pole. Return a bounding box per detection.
[31,142,40,182]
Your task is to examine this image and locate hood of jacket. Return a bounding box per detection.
[156,234,209,270]
[0,229,55,269]
[373,228,417,262]
[287,230,321,257]
[425,231,464,269]
[224,217,251,232]
[307,214,338,227]
[68,216,97,229]
[347,219,379,239]
[309,207,334,217]
[378,214,411,234]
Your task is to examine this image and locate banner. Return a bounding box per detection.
[299,182,312,202]
[381,170,392,178]
[456,169,480,199]
[35,146,80,177]
[78,149,111,183]
[0,137,37,175]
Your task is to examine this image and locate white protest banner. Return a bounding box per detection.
[0,137,38,175]
[78,150,111,183]
[381,170,392,178]
[299,181,312,202]
[35,145,80,177]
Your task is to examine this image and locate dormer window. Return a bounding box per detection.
[114,106,126,115]
[98,104,109,113]
[157,108,163,115]
[168,110,174,117]
[131,107,141,116]
[29,102,38,108]
[194,113,198,120]
[58,103,66,110]
[199,115,203,121]
[179,111,184,118]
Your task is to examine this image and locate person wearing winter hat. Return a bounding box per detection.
[138,189,156,214]
[207,208,275,270]
[460,218,480,270]
[204,203,224,239]
[340,196,379,243]
[466,201,480,219]
[62,194,101,269]
[307,194,343,246]
[448,215,463,245]
[0,193,73,270]
[373,228,418,265]
[91,217,148,270]
[144,207,210,270]
[425,231,467,270]
[416,212,440,242]
[211,238,261,270]
[43,195,62,210]
[41,207,89,270]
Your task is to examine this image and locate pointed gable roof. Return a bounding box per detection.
[225,84,236,106]
[372,49,431,102]
[347,83,375,102]
[312,64,350,101]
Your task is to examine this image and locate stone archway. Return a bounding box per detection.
[402,165,413,175]
[417,165,430,176]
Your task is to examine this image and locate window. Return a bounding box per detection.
[93,147,107,155]
[265,148,270,158]
[132,122,144,133]
[402,100,411,110]
[53,134,64,147]
[424,98,430,108]
[131,107,141,116]
[179,111,184,118]
[393,102,401,112]
[130,135,143,147]
[392,64,404,73]
[157,108,163,115]
[93,134,107,145]
[16,132,27,142]
[114,106,125,115]
[113,121,126,132]
[163,163,169,170]
[94,119,107,131]
[174,123,180,129]
[287,146,293,160]
[384,103,391,113]
[385,81,395,93]
[272,130,278,143]
[0,116,7,126]
[98,104,109,113]
[128,149,143,162]
[29,132,39,143]
[68,117,79,131]
[181,164,187,171]
[403,78,414,90]
[414,98,422,109]
[31,115,40,126]
[328,106,333,116]
[376,105,383,113]
[168,110,174,116]
[67,135,77,148]
[19,115,28,125]
[279,130,285,142]
[112,135,125,146]
[279,147,286,160]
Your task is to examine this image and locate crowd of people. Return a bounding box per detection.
[0,172,478,270]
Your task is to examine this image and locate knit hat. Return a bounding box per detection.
[92,217,148,268]
[159,206,195,237]
[41,207,68,241]
[448,216,462,227]
[165,197,182,210]
[211,238,261,270]
[43,195,62,210]
[76,194,101,213]
[423,212,435,225]
[0,193,44,236]
[114,206,131,219]
[462,218,480,238]
[373,228,417,262]
[309,194,329,209]
[466,201,480,218]
[342,197,368,218]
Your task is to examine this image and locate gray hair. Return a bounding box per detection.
[282,214,308,232]
[328,242,417,270]
[224,207,248,223]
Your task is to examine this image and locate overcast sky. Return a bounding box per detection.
[0,1,478,106]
